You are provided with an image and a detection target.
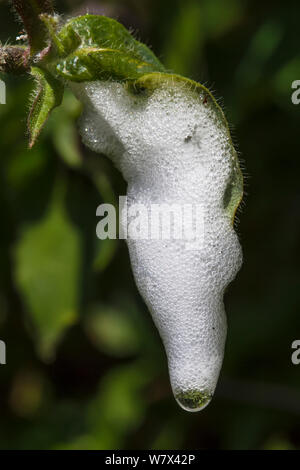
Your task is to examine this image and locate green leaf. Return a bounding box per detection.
[55,48,161,82]
[14,187,81,360]
[53,361,152,449]
[56,15,164,67]
[46,15,165,82]
[40,13,81,57]
[93,238,118,272]
[223,161,244,222]
[87,362,151,446]
[85,304,141,358]
[28,67,64,147]
[47,91,82,167]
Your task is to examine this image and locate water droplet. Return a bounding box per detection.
[175,389,212,412]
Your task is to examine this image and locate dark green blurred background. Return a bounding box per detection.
[0,0,300,450]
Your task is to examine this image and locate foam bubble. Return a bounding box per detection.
[70,78,243,411]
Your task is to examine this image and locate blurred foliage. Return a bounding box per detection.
[0,0,300,450]
[14,181,81,360]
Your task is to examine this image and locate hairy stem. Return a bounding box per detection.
[0,45,29,74]
[12,0,54,55]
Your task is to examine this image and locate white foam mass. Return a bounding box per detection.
[70,79,243,411]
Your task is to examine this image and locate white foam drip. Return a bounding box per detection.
[70,79,242,410]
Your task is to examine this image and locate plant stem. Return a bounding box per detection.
[0,45,29,74]
[12,0,54,55]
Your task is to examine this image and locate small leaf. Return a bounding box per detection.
[40,13,81,57]
[14,187,81,360]
[47,91,82,167]
[85,304,141,358]
[55,48,163,82]
[28,67,64,147]
[57,15,164,68]
[87,362,151,443]
[93,238,118,272]
[49,15,165,82]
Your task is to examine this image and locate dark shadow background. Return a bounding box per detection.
[0,0,300,450]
